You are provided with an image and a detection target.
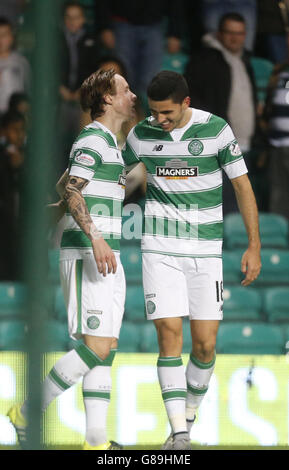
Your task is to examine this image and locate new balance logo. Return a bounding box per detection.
[152,145,164,151]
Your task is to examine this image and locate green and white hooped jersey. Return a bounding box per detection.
[122,108,247,258]
[60,121,125,260]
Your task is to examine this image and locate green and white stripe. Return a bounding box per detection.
[122,109,247,257]
[187,383,208,396]
[157,356,183,367]
[48,367,71,391]
[162,388,187,402]
[83,389,111,402]
[60,122,125,260]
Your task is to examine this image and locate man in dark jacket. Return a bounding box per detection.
[95,0,185,99]
[185,12,258,214]
[58,2,102,175]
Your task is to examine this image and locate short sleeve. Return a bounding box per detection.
[69,135,103,181]
[122,127,140,166]
[217,124,248,179]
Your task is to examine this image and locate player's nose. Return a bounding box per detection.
[157,114,167,123]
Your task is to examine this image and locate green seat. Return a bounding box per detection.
[54,286,67,323]
[118,321,141,352]
[140,323,159,353]
[223,251,242,284]
[0,321,26,350]
[223,286,262,321]
[263,287,289,323]
[125,285,145,322]
[217,322,284,354]
[48,249,60,283]
[250,57,274,103]
[44,320,70,352]
[0,282,26,317]
[255,249,289,286]
[120,246,142,283]
[224,213,289,249]
[162,52,189,74]
[285,326,289,349]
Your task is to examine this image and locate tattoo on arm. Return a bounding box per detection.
[63,176,101,241]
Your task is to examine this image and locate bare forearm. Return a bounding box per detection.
[63,176,101,241]
[232,175,261,249]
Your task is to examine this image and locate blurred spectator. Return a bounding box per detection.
[262,60,289,220]
[255,0,289,64]
[185,13,257,153]
[200,0,257,51]
[0,110,26,280]
[0,17,30,115]
[8,91,30,124]
[0,0,26,27]
[95,1,185,102]
[185,12,258,214]
[57,1,102,174]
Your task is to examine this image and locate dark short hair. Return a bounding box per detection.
[1,110,25,129]
[147,71,189,104]
[9,92,29,111]
[0,17,13,30]
[218,12,246,31]
[80,69,117,119]
[63,1,84,15]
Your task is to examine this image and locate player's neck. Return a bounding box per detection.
[95,113,123,136]
[175,108,192,129]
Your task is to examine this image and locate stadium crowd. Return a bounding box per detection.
[0,0,289,281]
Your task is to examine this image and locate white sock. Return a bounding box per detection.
[82,349,117,446]
[186,352,216,428]
[157,356,187,435]
[83,365,112,446]
[21,343,105,418]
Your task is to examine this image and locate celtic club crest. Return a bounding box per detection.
[188,139,204,156]
[87,315,100,329]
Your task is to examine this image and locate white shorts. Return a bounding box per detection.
[60,253,125,340]
[142,253,223,321]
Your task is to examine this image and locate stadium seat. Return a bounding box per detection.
[54,286,67,323]
[224,213,289,249]
[0,282,26,318]
[223,251,242,284]
[124,285,145,322]
[162,52,189,74]
[120,245,142,283]
[250,57,274,104]
[44,320,70,352]
[118,321,141,352]
[48,249,60,283]
[140,323,159,353]
[255,249,289,286]
[223,286,263,321]
[285,326,289,350]
[216,322,284,354]
[263,287,289,323]
[0,321,27,351]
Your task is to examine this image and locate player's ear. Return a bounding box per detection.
[183,96,190,108]
[103,94,113,106]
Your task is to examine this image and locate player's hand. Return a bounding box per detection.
[91,237,117,277]
[241,247,261,286]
